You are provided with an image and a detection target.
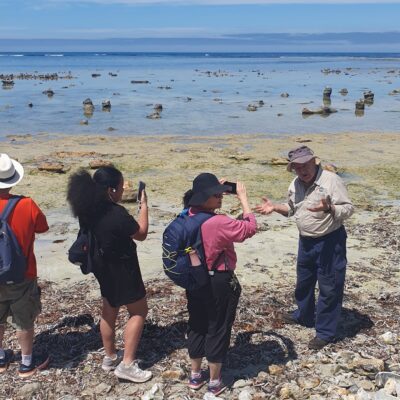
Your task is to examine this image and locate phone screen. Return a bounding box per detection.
[224,181,237,194]
[137,181,146,202]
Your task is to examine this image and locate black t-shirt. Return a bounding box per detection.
[92,203,139,261]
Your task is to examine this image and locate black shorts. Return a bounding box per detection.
[94,258,146,308]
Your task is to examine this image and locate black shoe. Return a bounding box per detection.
[281,312,299,325]
[0,349,14,373]
[18,353,50,378]
[308,336,330,350]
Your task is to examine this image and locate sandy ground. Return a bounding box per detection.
[2,131,398,296]
[1,132,399,399]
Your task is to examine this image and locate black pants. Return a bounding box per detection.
[186,272,241,363]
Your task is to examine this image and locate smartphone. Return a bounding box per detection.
[224,181,237,195]
[137,181,146,202]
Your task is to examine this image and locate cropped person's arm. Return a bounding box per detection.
[213,182,257,243]
[32,200,49,233]
[132,190,148,241]
[330,176,354,221]
[255,197,290,217]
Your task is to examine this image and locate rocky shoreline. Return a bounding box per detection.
[1,209,399,399]
[0,132,399,399]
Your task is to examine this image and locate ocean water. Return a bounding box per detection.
[0,52,400,138]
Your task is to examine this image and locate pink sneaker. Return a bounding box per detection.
[208,379,227,396]
[188,371,207,390]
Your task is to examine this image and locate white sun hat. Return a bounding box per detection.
[0,154,24,189]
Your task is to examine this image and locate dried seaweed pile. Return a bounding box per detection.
[0,272,398,399]
[1,208,399,399]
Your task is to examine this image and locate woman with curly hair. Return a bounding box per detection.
[67,166,151,383]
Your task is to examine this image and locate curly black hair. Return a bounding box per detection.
[67,166,122,225]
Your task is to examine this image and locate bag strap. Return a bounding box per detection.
[0,196,22,221]
[189,212,226,272]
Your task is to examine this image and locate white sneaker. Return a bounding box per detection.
[101,350,123,372]
[114,361,152,383]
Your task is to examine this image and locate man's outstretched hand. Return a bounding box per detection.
[255,196,275,215]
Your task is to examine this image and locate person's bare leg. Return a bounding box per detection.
[122,297,148,365]
[191,357,202,373]
[209,362,222,381]
[100,298,119,357]
[16,328,34,356]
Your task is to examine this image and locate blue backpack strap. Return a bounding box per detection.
[0,196,22,220]
[182,212,215,252]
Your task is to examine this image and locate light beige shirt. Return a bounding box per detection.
[286,167,354,237]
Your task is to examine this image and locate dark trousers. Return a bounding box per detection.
[293,226,347,341]
[186,272,241,363]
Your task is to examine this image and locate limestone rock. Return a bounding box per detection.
[355,100,365,110]
[89,159,113,169]
[323,86,332,97]
[238,388,256,400]
[83,98,93,106]
[364,90,374,101]
[17,383,41,398]
[302,106,337,115]
[42,88,54,97]
[297,376,320,389]
[121,187,138,203]
[383,378,399,396]
[102,99,111,111]
[374,389,398,399]
[233,379,252,389]
[38,162,68,173]
[379,331,398,345]
[350,357,385,375]
[227,154,251,162]
[141,383,164,400]
[247,104,258,111]
[94,382,112,394]
[376,372,400,387]
[147,112,161,119]
[267,157,288,166]
[83,98,95,116]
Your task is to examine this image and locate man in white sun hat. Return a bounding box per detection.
[0,153,49,377]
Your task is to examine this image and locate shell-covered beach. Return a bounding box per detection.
[0,131,399,399]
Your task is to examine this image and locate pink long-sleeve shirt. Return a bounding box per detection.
[189,208,257,271]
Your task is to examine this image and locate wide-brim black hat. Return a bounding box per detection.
[188,173,231,206]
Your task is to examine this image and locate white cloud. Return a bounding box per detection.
[46,0,400,5]
[56,27,216,37]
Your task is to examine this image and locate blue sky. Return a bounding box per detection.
[1,1,400,51]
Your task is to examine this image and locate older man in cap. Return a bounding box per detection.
[0,153,49,376]
[256,146,354,349]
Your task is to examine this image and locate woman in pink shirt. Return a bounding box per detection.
[183,173,257,396]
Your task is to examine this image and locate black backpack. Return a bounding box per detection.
[68,227,103,275]
[162,210,215,291]
[0,196,27,285]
